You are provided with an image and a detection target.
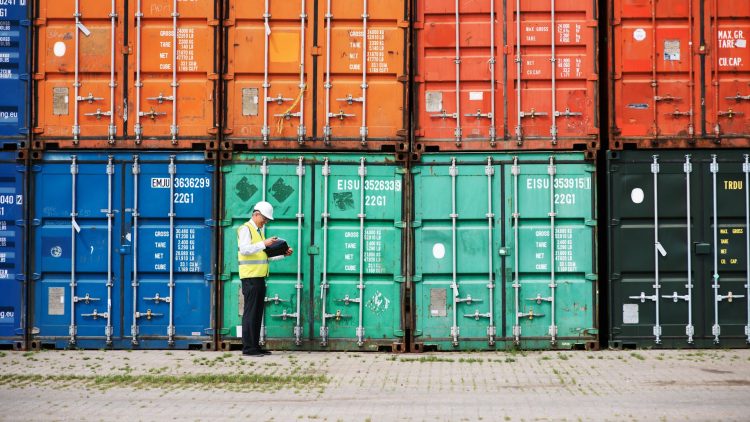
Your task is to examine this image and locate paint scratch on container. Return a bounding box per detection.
[366,291,390,314]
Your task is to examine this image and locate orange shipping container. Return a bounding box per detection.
[33,0,219,149]
[611,0,750,149]
[222,0,409,152]
[413,0,599,155]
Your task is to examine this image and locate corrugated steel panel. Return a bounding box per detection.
[0,152,26,349]
[611,0,750,149]
[608,150,750,348]
[0,0,30,145]
[29,152,215,349]
[413,0,599,154]
[219,153,405,351]
[32,0,219,150]
[222,0,408,152]
[412,152,597,350]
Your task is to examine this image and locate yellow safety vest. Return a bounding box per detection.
[237,222,269,278]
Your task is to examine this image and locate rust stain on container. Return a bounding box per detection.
[611,0,750,149]
[413,0,599,154]
[33,0,219,150]
[222,0,408,152]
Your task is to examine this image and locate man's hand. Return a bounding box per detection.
[263,236,278,247]
[284,248,294,256]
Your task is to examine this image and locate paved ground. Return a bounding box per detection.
[0,349,749,421]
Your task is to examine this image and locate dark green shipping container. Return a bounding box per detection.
[412,153,598,351]
[219,153,405,351]
[608,150,750,348]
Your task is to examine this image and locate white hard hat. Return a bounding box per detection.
[253,201,274,220]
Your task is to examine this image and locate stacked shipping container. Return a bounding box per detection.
[607,0,750,348]
[4,0,748,351]
[27,0,219,350]
[0,0,29,350]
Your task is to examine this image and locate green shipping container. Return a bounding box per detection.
[412,153,598,351]
[219,153,405,351]
[608,150,750,349]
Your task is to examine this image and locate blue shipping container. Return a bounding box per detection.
[30,152,215,349]
[0,0,29,143]
[0,152,25,348]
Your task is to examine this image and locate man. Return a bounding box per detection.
[237,201,293,356]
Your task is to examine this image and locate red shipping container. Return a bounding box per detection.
[611,0,750,149]
[413,0,599,155]
[33,0,219,150]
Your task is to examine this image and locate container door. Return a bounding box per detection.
[224,1,314,144]
[0,155,25,345]
[123,155,214,348]
[221,157,313,346]
[415,0,502,147]
[609,153,699,345]
[613,0,699,143]
[318,0,406,144]
[505,156,596,347]
[0,0,29,140]
[413,158,502,349]
[706,0,750,140]
[130,0,218,141]
[313,158,404,348]
[508,0,597,145]
[700,154,749,343]
[34,0,125,142]
[32,155,122,348]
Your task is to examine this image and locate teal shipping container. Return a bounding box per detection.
[219,153,406,351]
[412,152,598,351]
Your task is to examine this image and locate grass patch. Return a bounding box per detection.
[0,373,328,392]
[458,358,484,364]
[630,352,646,361]
[399,356,455,363]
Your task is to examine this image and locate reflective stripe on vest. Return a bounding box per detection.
[237,222,269,278]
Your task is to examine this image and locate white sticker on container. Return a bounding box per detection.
[623,304,639,324]
[191,332,201,336]
[432,243,445,259]
[53,42,66,57]
[236,326,242,338]
[633,28,647,42]
[469,91,484,101]
[664,40,680,61]
[631,188,645,204]
[737,39,747,48]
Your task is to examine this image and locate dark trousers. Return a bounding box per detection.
[241,277,266,353]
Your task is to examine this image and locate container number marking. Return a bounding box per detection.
[152,177,210,189]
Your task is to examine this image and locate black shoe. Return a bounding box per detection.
[260,349,272,355]
[242,350,265,357]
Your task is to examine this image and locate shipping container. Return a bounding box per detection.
[219,153,405,351]
[32,0,219,150]
[0,0,30,147]
[412,0,599,155]
[221,0,409,153]
[0,152,27,350]
[610,0,750,149]
[412,152,597,351]
[29,152,216,350]
[608,150,750,348]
